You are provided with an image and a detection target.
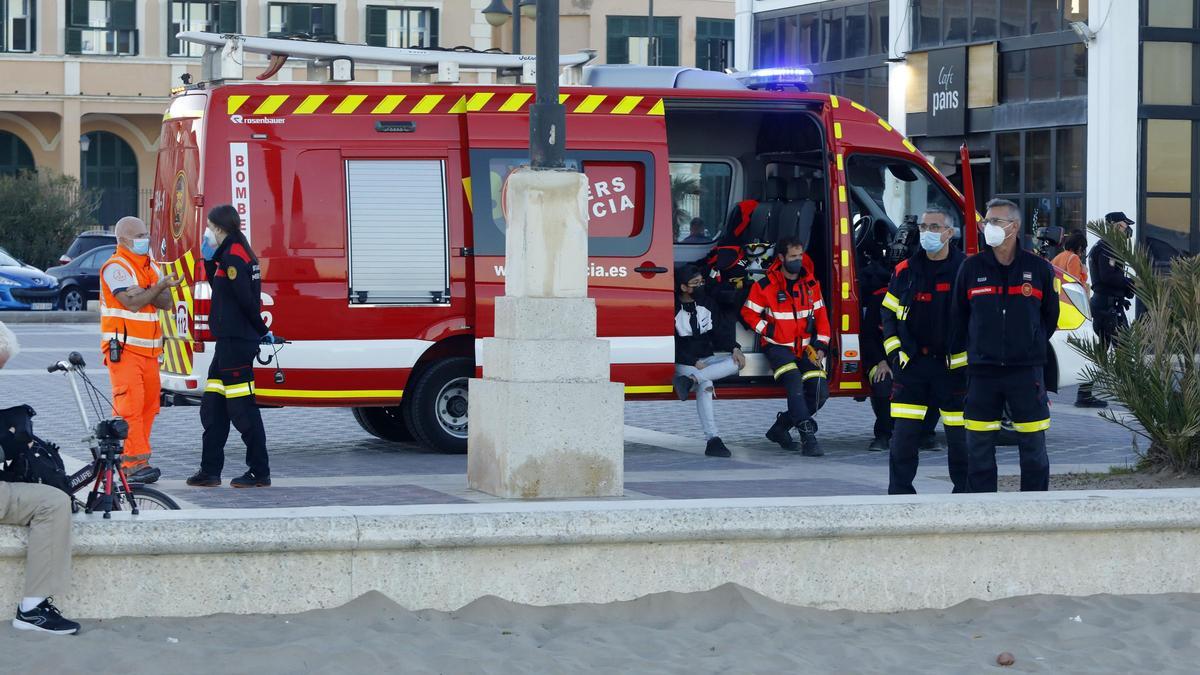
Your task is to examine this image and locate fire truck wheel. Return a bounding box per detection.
[407,357,472,454]
[352,406,415,443]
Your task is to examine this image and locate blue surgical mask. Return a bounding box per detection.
[919,231,945,253]
[130,238,150,256]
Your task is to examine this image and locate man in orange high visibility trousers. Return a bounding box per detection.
[99,216,180,484]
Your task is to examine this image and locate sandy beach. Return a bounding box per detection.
[3,585,1198,674]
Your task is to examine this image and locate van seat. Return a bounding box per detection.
[745,177,787,245]
[775,180,817,249]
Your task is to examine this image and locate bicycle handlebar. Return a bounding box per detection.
[47,352,87,373]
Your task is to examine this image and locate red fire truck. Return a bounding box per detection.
[151,34,1091,453]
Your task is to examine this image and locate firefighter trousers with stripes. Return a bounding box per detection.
[964,366,1050,493]
[887,355,967,495]
[764,344,827,428]
[200,339,269,478]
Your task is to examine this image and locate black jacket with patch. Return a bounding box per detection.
[204,232,269,342]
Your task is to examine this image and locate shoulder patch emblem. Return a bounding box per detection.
[227,266,238,280]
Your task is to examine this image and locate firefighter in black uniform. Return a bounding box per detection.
[1075,211,1136,407]
[881,208,968,493]
[856,221,896,452]
[186,205,275,489]
[951,199,1060,492]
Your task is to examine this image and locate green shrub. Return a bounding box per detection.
[1069,220,1200,473]
[0,171,100,270]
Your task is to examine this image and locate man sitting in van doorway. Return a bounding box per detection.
[672,264,745,457]
[742,236,830,456]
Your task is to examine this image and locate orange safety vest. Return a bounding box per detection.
[99,247,164,359]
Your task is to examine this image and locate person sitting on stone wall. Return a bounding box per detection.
[0,320,80,635]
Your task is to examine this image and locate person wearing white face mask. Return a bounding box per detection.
[949,199,1060,493]
[880,208,969,494]
[99,216,181,484]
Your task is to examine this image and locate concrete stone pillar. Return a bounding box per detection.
[468,168,624,499]
[59,100,82,179]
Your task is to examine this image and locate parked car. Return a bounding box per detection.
[59,230,116,265]
[0,247,59,311]
[46,244,115,312]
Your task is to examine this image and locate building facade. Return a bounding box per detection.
[0,0,733,226]
[737,0,1191,260]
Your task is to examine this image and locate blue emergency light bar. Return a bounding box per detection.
[734,67,814,91]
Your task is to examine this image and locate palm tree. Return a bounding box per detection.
[670,174,702,240]
[1069,220,1200,473]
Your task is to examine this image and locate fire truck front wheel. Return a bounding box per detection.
[406,356,472,454]
[352,406,415,443]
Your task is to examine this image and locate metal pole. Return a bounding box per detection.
[529,0,565,169]
[512,0,521,54]
[648,0,655,66]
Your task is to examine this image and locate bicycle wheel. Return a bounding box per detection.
[123,486,181,511]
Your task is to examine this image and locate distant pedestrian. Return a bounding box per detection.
[1074,212,1136,408]
[951,199,1059,492]
[1051,229,1089,293]
[681,218,709,244]
[186,205,274,489]
[672,264,744,457]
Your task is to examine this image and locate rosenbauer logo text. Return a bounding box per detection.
[230,114,286,125]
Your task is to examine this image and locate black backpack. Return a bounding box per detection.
[0,405,72,495]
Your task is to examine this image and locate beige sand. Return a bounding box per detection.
[3,586,1199,674]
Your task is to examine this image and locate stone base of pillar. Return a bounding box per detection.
[468,378,624,498]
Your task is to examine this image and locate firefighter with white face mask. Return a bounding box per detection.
[950,199,1060,492]
[881,208,968,494]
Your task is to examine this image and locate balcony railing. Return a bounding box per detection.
[66,27,138,56]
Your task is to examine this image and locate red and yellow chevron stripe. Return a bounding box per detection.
[157,250,198,377]
[225,91,665,118]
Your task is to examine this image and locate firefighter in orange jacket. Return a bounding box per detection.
[100,216,181,484]
[742,236,830,456]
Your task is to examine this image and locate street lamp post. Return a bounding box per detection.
[482,0,537,54]
[530,0,565,169]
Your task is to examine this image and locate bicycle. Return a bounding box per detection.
[46,352,180,517]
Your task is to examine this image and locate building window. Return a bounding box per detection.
[66,0,138,55]
[607,16,680,67]
[169,1,239,57]
[999,43,1087,103]
[916,0,1088,48]
[365,6,438,49]
[1139,0,1200,258]
[992,126,1086,233]
[2,0,35,52]
[0,131,35,175]
[268,2,335,40]
[695,18,734,72]
[755,1,889,114]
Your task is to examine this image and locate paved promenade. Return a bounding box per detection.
[1,323,1138,509]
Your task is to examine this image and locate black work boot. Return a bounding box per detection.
[705,437,732,458]
[124,465,161,484]
[867,435,890,452]
[765,412,797,451]
[798,419,823,457]
[231,472,271,488]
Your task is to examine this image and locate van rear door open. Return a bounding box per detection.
[464,92,676,393]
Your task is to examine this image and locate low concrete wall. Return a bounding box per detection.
[2,490,1200,619]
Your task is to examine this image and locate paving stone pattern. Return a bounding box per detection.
[0,324,1142,509]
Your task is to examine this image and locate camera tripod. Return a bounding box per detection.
[48,352,179,517]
